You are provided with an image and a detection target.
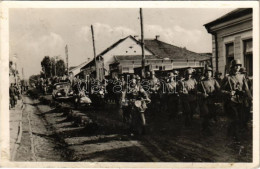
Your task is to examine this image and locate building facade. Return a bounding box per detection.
[73,35,211,79]
[204,8,253,76]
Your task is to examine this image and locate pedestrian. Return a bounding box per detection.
[178,68,198,126]
[214,71,223,85]
[197,67,221,136]
[145,71,161,116]
[9,83,16,108]
[239,67,253,128]
[165,71,180,119]
[221,59,252,139]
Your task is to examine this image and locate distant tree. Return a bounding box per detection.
[29,74,41,85]
[56,59,66,76]
[41,56,52,78]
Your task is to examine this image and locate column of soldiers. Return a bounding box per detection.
[118,59,252,138]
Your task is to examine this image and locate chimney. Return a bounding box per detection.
[155,35,160,40]
[87,58,90,62]
[134,35,139,39]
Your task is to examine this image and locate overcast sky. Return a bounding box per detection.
[10,8,234,79]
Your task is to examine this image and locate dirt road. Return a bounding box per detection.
[14,94,252,162]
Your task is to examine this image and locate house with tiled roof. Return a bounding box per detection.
[109,37,210,77]
[78,35,211,79]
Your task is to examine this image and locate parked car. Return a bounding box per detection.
[52,82,74,100]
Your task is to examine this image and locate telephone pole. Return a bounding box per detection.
[140,8,145,78]
[65,45,69,75]
[22,67,24,80]
[91,25,98,80]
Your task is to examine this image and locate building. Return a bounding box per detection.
[204,8,252,76]
[75,35,211,79]
[109,38,210,77]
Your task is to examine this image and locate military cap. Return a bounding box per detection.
[173,70,179,75]
[169,72,174,77]
[230,59,242,67]
[185,68,193,75]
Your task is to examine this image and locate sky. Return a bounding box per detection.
[9,8,234,79]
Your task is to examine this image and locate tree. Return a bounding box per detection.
[41,56,52,78]
[29,74,41,85]
[56,59,66,76]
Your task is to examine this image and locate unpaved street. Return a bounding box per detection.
[15,96,66,161]
[14,94,252,162]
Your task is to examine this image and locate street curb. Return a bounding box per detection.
[11,98,24,161]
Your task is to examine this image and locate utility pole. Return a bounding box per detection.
[13,54,18,84]
[140,8,145,78]
[65,45,69,75]
[22,67,24,80]
[91,25,98,80]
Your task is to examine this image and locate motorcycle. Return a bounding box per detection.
[74,89,92,109]
[122,98,151,135]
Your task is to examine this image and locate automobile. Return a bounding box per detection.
[52,82,74,100]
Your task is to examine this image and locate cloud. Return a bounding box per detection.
[145,24,203,52]
[77,23,136,53]
[11,32,65,78]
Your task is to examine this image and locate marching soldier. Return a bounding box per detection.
[197,67,221,136]
[239,67,253,128]
[165,71,180,119]
[146,71,161,115]
[178,68,198,126]
[214,71,223,85]
[221,59,252,139]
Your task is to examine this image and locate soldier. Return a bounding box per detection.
[146,71,161,115]
[178,68,198,126]
[214,71,223,85]
[165,71,180,119]
[221,59,252,138]
[239,67,253,128]
[197,67,221,135]
[239,67,252,95]
[9,83,16,108]
[122,75,151,134]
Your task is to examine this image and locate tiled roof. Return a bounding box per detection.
[144,39,210,61]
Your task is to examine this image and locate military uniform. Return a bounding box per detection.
[197,67,221,135]
[165,72,180,119]
[122,76,150,132]
[178,68,198,126]
[221,60,252,138]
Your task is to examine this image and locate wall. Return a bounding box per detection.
[117,59,204,74]
[211,13,252,75]
[100,37,153,75]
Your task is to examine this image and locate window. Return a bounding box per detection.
[225,43,234,72]
[243,39,253,76]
